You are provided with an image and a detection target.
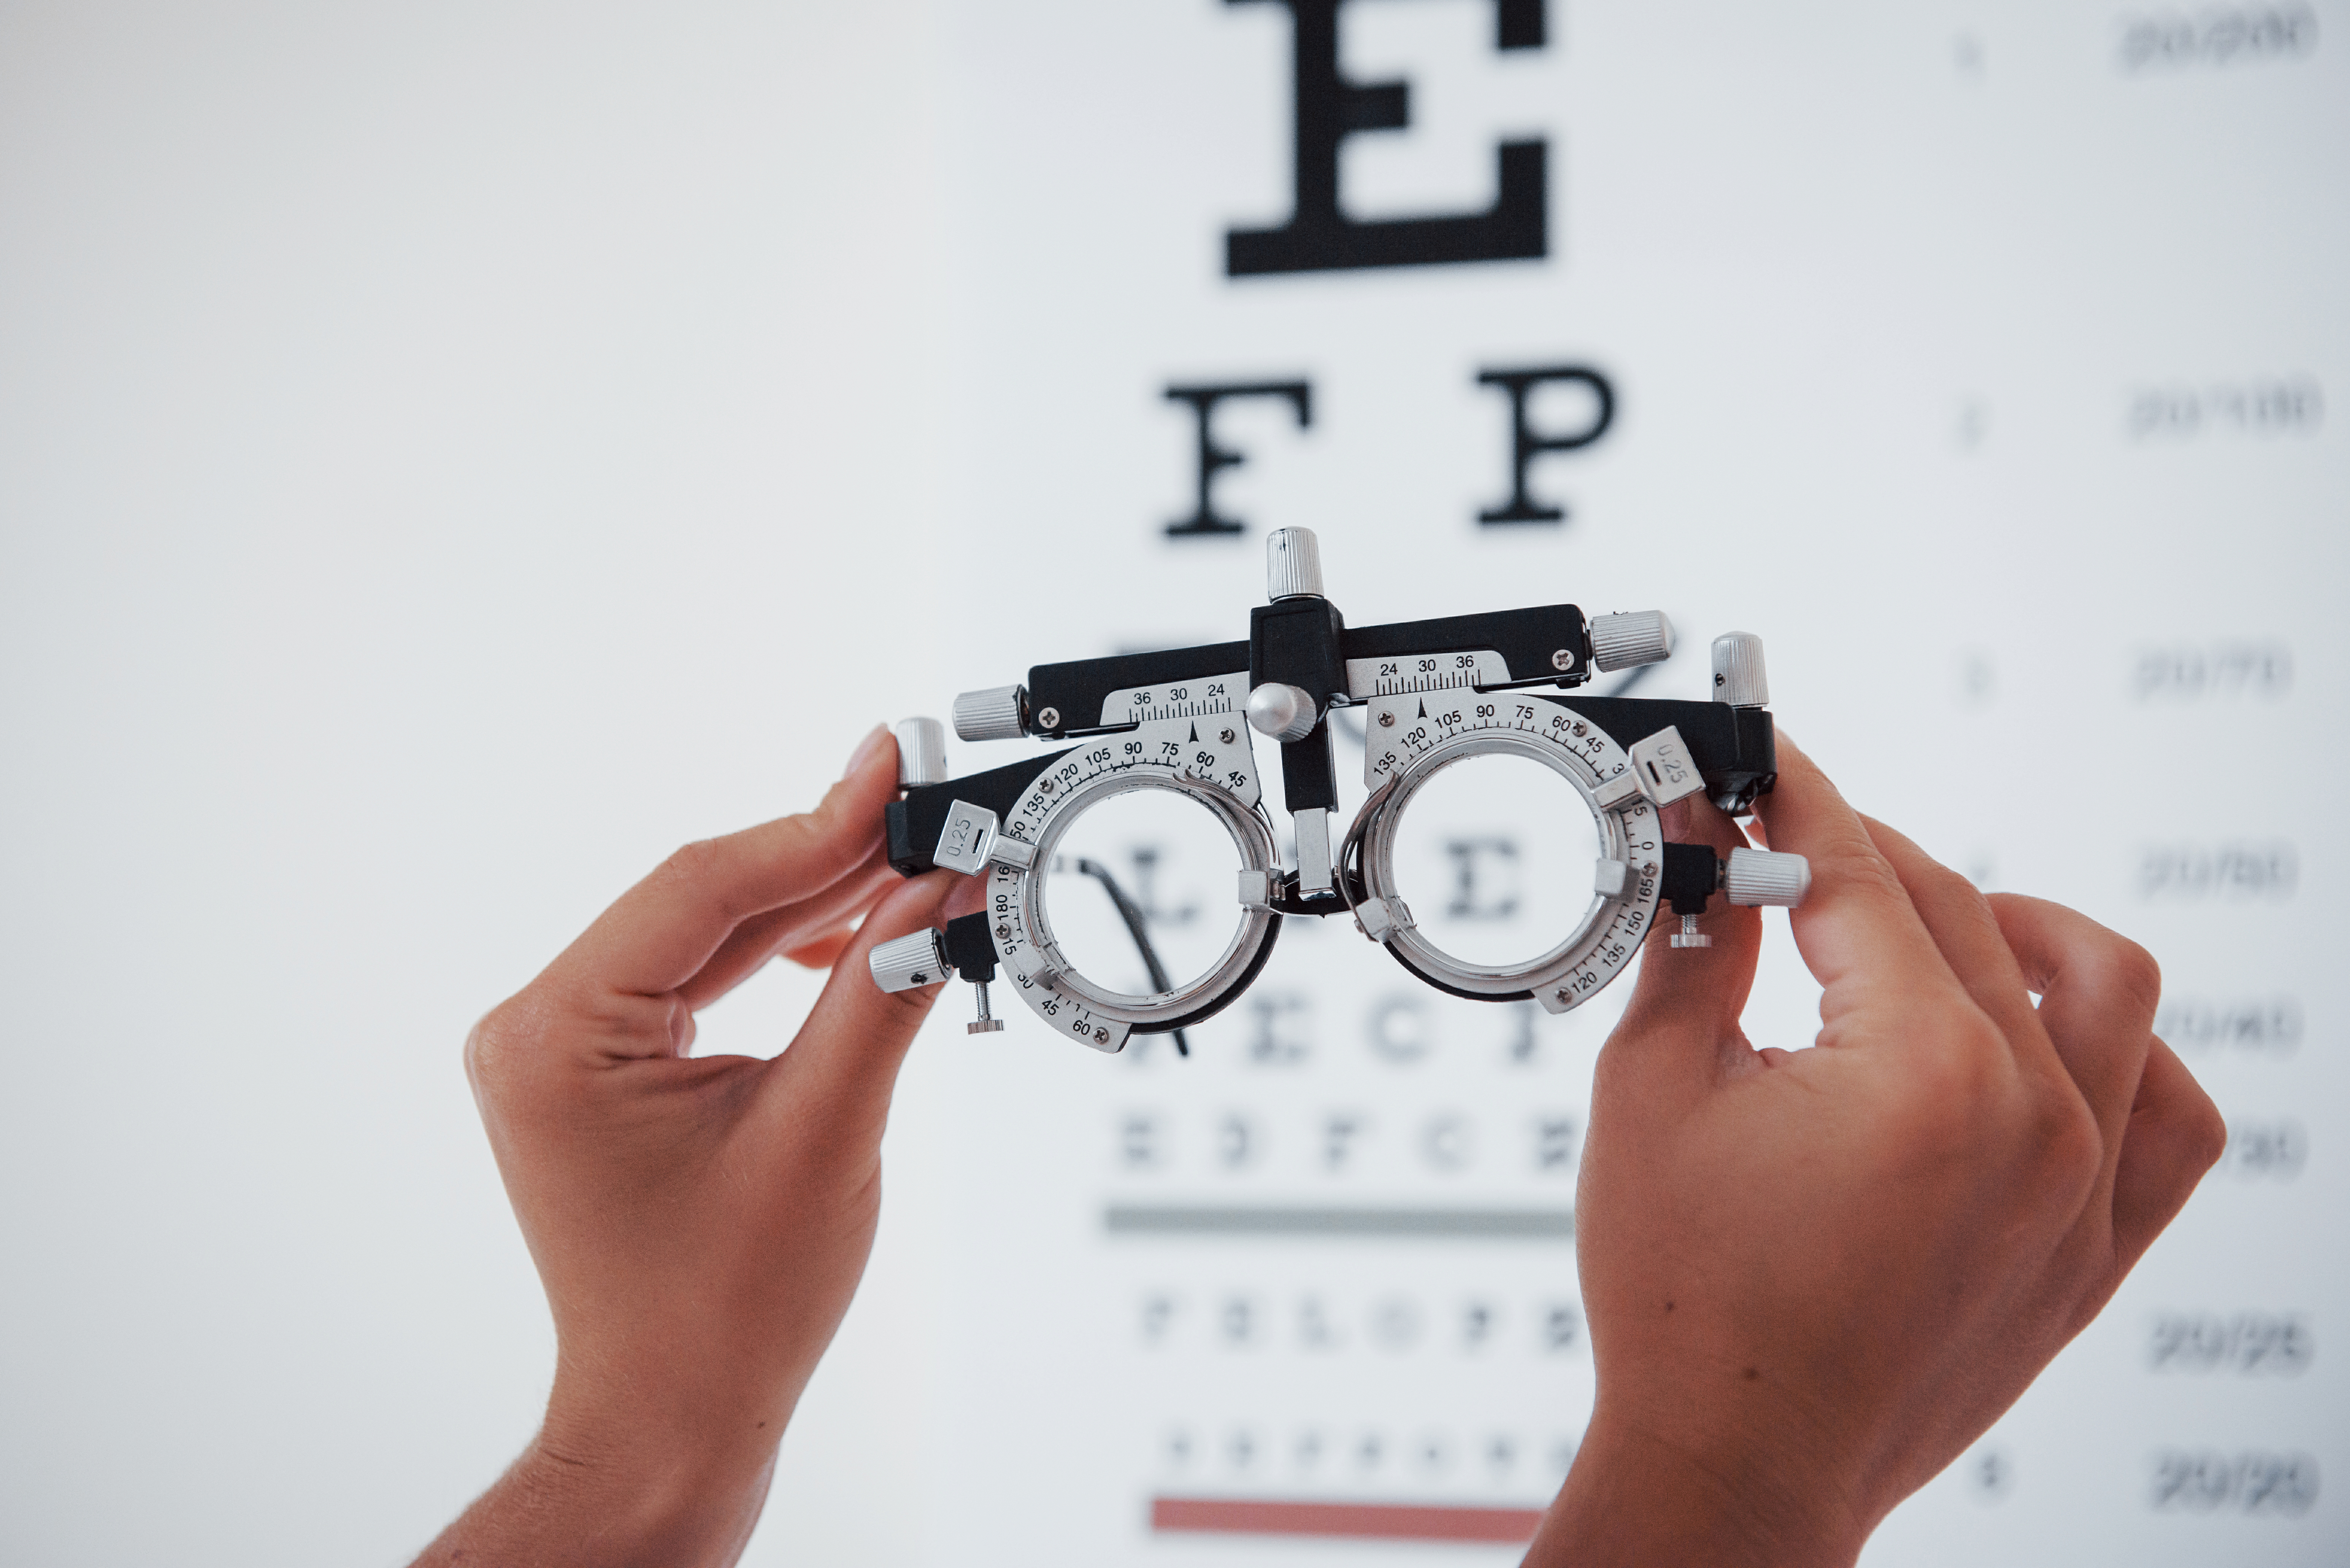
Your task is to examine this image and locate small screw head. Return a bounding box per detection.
[1095,1026,1110,1043]
[1036,706,1061,731]
[1220,728,1236,745]
[1040,777,1055,792]
[1378,711,1396,728]
[1571,721,1588,737]
[1553,649,1577,672]
[995,923,1011,939]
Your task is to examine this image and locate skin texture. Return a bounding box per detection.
[414,726,964,1565]
[1525,736,2226,1566]
[417,729,2222,1567]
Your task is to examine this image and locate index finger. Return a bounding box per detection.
[549,724,902,999]
[1755,734,1970,1032]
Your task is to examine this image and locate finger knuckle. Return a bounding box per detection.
[2057,931,2162,1021]
[2105,939,2164,1017]
[657,836,728,889]
[1911,851,1981,903]
[463,996,542,1099]
[1816,842,1909,905]
[1950,1051,2104,1200]
[2029,1091,2104,1191]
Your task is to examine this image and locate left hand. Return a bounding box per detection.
[415,725,957,1566]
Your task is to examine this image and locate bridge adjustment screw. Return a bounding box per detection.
[1246,682,1318,743]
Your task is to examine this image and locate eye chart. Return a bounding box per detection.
[913,3,2346,1561]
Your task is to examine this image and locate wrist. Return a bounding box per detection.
[413,1428,777,1568]
[480,1359,791,1568]
[1528,1412,1866,1568]
[509,1430,777,1566]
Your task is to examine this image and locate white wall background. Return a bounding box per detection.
[0,4,950,1562]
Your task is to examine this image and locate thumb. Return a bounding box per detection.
[1600,796,1762,1107]
[752,870,960,1148]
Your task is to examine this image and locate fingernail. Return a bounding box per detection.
[844,724,892,780]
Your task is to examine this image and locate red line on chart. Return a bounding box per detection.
[1150,1496,1544,1543]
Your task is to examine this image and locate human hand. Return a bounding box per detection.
[1528,736,2225,1566]
[414,727,957,1567]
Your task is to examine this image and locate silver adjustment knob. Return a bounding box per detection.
[1589,611,1676,671]
[1711,632,1769,708]
[869,928,951,993]
[1724,847,1811,907]
[1669,913,1711,949]
[1246,682,1318,743]
[893,717,947,787]
[952,684,1028,742]
[968,981,1005,1034]
[1266,526,1325,601]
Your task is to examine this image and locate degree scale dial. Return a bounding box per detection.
[982,696,1277,1053]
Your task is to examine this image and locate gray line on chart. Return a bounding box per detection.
[1102,1205,1574,1240]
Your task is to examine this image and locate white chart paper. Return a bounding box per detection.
[918,2,2345,1561]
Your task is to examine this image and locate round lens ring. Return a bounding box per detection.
[1040,783,1258,1002]
[1352,719,1661,1010]
[1374,749,1603,970]
[1011,769,1280,1031]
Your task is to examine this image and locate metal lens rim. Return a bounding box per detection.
[1023,769,1277,1026]
[1360,731,1628,997]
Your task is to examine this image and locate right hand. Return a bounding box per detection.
[1529,736,2225,1566]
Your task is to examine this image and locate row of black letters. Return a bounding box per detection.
[1163,1423,1579,1488]
[1127,997,2314,1072]
[2132,642,2293,699]
[1164,369,1610,537]
[2128,377,2323,438]
[1155,1426,2319,1517]
[2151,1450,2319,1515]
[1118,1108,1575,1174]
[1141,1291,1581,1357]
[2149,1313,2312,1375]
[2118,8,2319,70]
[1130,991,1560,1069]
[2137,843,2297,900]
[1111,1113,2304,1180]
[1164,360,2326,542]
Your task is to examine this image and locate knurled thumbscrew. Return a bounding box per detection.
[1669,913,1711,950]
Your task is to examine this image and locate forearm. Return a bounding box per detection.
[411,1435,776,1568]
